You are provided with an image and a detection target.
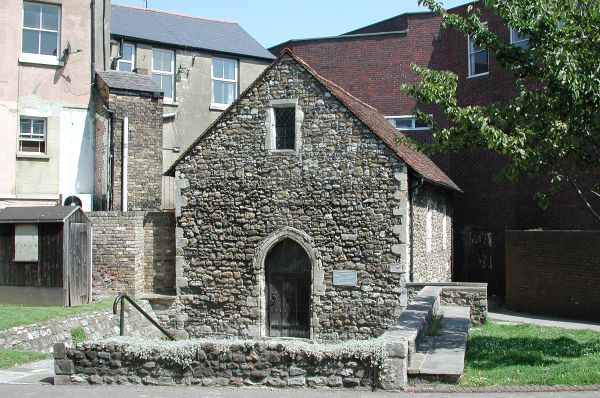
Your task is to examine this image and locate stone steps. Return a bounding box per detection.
[408,305,470,383]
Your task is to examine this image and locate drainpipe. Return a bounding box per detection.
[408,175,424,282]
[122,116,129,212]
[107,109,114,210]
[90,0,95,82]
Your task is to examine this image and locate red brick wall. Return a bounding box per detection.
[270,13,443,117]
[506,230,600,322]
[270,4,600,295]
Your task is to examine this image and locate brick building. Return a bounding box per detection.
[270,3,600,295]
[166,51,460,339]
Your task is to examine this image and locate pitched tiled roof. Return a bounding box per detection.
[97,71,162,94]
[165,49,460,192]
[289,52,460,192]
[111,4,275,61]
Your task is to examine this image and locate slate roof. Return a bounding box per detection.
[96,71,162,94]
[111,4,275,61]
[165,50,460,192]
[0,206,82,224]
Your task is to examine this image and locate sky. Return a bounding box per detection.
[112,0,472,48]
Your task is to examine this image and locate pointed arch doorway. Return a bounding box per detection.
[265,238,311,338]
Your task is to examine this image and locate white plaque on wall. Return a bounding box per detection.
[333,270,357,286]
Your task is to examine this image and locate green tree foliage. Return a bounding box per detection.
[402,0,600,221]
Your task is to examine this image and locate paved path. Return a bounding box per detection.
[0,359,53,385]
[0,384,599,398]
[488,310,600,332]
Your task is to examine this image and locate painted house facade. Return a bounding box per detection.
[108,4,275,209]
[270,3,600,295]
[0,0,110,211]
[167,51,460,340]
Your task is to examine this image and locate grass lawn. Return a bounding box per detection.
[0,349,47,369]
[0,299,113,331]
[461,321,600,386]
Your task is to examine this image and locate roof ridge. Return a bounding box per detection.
[112,3,238,25]
[165,49,460,192]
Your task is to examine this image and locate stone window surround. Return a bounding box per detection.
[253,227,324,339]
[265,99,304,154]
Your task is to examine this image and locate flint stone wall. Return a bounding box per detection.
[406,282,487,324]
[174,54,411,341]
[54,337,408,389]
[411,184,453,283]
[0,304,164,352]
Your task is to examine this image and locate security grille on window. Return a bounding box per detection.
[510,28,530,50]
[22,2,60,57]
[275,107,296,150]
[19,117,46,154]
[117,43,135,72]
[386,115,432,131]
[468,32,489,77]
[152,48,174,101]
[212,58,238,107]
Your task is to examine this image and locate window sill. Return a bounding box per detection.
[268,149,297,156]
[210,104,230,111]
[19,54,64,67]
[163,101,179,107]
[16,153,50,160]
[467,72,489,79]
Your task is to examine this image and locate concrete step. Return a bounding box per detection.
[408,305,470,383]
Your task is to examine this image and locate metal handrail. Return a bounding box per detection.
[112,292,175,341]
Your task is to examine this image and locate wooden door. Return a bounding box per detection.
[266,239,310,338]
[68,222,90,306]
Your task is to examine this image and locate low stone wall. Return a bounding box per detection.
[406,282,487,324]
[0,303,165,352]
[54,337,396,389]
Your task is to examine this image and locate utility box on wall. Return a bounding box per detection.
[0,206,92,306]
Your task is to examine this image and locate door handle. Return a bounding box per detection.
[270,293,277,302]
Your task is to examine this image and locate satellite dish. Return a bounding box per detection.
[64,196,82,207]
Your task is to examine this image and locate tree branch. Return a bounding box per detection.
[565,174,600,223]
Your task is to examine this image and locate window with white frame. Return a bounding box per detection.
[468,29,489,77]
[152,48,174,101]
[510,28,530,50]
[19,117,47,154]
[211,57,238,108]
[386,115,432,131]
[117,42,135,72]
[22,2,60,58]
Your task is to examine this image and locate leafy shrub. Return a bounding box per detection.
[70,327,87,344]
